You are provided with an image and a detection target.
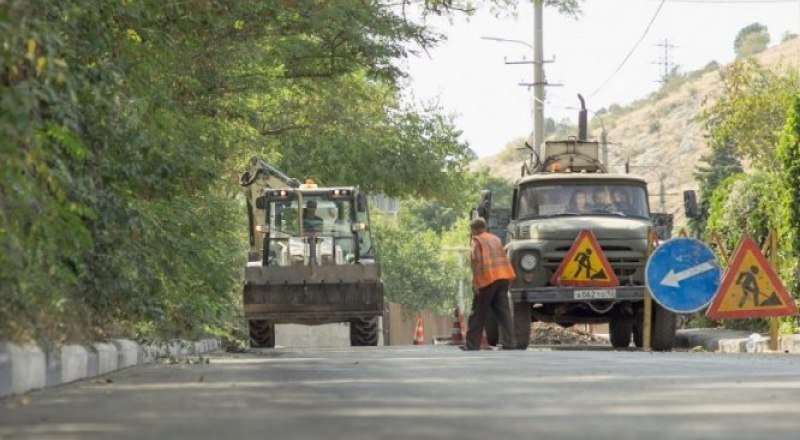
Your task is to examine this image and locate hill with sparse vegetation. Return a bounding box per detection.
[473,36,800,227]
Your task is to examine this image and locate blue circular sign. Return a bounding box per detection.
[645,237,722,313]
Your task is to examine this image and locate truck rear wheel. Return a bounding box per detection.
[350,317,379,346]
[249,320,275,348]
[513,303,532,350]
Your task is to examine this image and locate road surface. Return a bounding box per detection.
[2,346,800,439]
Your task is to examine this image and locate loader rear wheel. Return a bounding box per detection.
[350,317,379,346]
[249,320,275,348]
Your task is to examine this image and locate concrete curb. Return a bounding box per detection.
[0,338,221,399]
[675,329,800,354]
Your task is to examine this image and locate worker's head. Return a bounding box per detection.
[612,188,628,203]
[470,217,487,235]
[593,187,607,203]
[306,200,317,215]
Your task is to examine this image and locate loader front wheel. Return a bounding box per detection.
[249,320,275,348]
[350,317,379,346]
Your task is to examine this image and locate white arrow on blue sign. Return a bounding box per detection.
[645,237,722,314]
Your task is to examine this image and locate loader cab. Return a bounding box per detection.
[257,187,374,267]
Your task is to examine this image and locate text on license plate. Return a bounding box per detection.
[574,289,617,300]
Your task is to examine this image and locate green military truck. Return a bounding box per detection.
[239,159,384,348]
[479,127,678,351]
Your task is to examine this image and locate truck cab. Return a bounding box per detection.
[481,139,677,350]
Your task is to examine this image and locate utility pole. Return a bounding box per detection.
[483,1,558,157]
[654,38,677,84]
[533,0,545,157]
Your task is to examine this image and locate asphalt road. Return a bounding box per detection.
[2,346,800,440]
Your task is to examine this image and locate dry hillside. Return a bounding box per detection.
[473,38,800,227]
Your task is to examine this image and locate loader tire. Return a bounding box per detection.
[249,320,275,348]
[350,317,379,346]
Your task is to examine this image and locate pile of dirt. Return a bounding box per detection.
[529,322,609,346]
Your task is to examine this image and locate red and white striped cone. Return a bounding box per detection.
[413,316,425,345]
[449,307,465,346]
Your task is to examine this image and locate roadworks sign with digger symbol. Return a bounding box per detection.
[706,236,797,320]
[550,229,619,287]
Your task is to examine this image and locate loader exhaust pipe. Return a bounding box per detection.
[577,94,588,141]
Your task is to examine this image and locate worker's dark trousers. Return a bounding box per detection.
[465,280,515,350]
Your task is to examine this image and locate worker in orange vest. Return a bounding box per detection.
[464,217,517,350]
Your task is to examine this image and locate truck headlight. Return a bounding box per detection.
[519,253,538,271]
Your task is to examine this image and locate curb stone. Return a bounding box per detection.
[0,338,221,399]
[675,329,800,353]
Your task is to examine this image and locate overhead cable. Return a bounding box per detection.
[589,0,667,99]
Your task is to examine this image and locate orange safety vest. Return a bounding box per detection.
[471,232,516,290]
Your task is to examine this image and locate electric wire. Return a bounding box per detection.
[589,0,668,99]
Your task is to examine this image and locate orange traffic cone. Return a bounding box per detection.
[449,307,465,346]
[413,316,425,345]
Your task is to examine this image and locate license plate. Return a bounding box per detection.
[574,289,616,300]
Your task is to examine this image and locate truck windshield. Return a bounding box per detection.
[517,183,649,219]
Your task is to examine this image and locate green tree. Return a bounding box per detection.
[702,60,799,170]
[690,138,743,236]
[734,23,769,57]
[0,0,585,344]
[776,94,800,298]
[372,214,456,313]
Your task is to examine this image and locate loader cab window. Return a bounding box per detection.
[517,183,649,219]
[266,195,363,266]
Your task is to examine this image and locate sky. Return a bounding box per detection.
[402,0,800,157]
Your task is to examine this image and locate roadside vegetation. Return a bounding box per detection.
[0,1,582,346]
[692,59,800,332]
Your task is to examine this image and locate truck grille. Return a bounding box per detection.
[544,244,643,284]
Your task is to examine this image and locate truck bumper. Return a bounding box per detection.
[510,286,646,304]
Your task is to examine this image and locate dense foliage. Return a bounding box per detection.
[1,0,584,344]
[698,61,800,331]
[0,1,450,344]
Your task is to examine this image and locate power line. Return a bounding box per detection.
[589,0,667,99]
[647,0,795,3]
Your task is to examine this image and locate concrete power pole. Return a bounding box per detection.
[533,0,545,157]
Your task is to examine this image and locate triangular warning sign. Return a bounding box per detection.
[706,236,797,320]
[550,229,619,287]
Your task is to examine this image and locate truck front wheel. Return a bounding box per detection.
[249,320,275,348]
[632,303,677,351]
[609,317,633,348]
[513,303,532,349]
